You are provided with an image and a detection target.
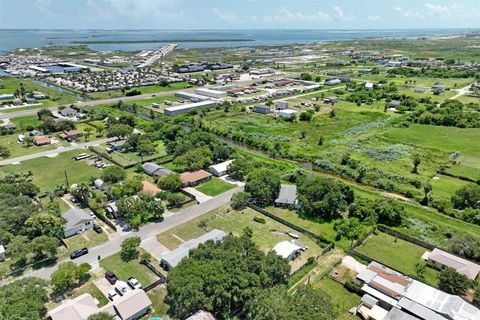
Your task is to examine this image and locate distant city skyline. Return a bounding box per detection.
[1,0,480,30]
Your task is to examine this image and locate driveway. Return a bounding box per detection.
[183,187,212,203]
[140,237,170,261]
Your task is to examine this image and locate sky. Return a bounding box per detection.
[1,0,480,30]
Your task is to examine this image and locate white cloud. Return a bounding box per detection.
[212,8,238,23]
[393,6,424,18]
[366,15,380,22]
[33,0,61,19]
[333,6,353,21]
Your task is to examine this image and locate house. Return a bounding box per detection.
[33,135,51,146]
[431,84,446,94]
[59,107,79,118]
[325,78,342,86]
[388,100,401,109]
[59,129,83,141]
[0,245,5,261]
[276,101,289,110]
[107,140,126,152]
[424,248,480,280]
[62,208,95,238]
[324,96,338,104]
[272,241,302,261]
[365,82,374,90]
[208,160,234,177]
[275,184,298,208]
[142,162,173,178]
[252,104,272,114]
[142,180,162,197]
[48,290,152,320]
[160,229,227,270]
[94,179,104,190]
[180,170,212,187]
[277,109,298,119]
[186,311,216,320]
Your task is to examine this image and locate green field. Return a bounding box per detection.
[313,277,361,320]
[10,115,43,129]
[357,231,439,286]
[0,150,102,191]
[195,177,236,196]
[0,134,64,158]
[88,82,192,99]
[99,250,158,287]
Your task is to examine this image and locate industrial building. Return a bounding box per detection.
[175,91,210,102]
[253,104,272,114]
[164,100,217,116]
[159,229,227,270]
[195,88,227,99]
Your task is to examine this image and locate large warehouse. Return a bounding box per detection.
[195,88,227,99]
[164,100,217,116]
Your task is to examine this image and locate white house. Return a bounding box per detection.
[277,109,298,119]
[273,241,302,261]
[208,160,234,177]
[365,82,374,90]
[62,208,95,238]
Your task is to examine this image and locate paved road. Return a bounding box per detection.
[0,138,112,166]
[12,186,241,281]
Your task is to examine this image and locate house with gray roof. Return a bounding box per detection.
[425,248,480,281]
[275,184,298,208]
[62,208,94,238]
[160,229,227,270]
[142,162,173,178]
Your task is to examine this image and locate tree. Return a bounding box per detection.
[8,235,31,267]
[438,268,471,296]
[227,156,254,181]
[120,236,141,262]
[31,236,58,260]
[0,277,48,320]
[87,312,115,320]
[330,109,336,118]
[23,214,64,239]
[374,199,404,227]
[474,285,480,308]
[231,192,251,211]
[51,261,91,296]
[334,218,362,243]
[166,235,290,319]
[299,112,313,121]
[117,196,164,228]
[298,177,354,219]
[106,124,133,140]
[422,183,432,205]
[173,147,213,171]
[245,168,281,206]
[412,155,421,174]
[451,185,480,210]
[25,136,34,148]
[111,177,142,198]
[138,140,155,160]
[318,136,324,146]
[157,174,181,192]
[0,145,10,159]
[101,165,126,184]
[247,285,337,320]
[84,127,93,141]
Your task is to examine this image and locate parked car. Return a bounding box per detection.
[115,280,132,296]
[122,224,132,232]
[70,247,88,259]
[105,271,118,284]
[93,224,102,233]
[127,277,142,289]
[108,290,120,301]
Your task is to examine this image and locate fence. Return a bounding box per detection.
[141,259,167,292]
[247,203,331,245]
[376,225,436,251]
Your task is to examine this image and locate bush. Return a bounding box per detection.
[253,216,266,224]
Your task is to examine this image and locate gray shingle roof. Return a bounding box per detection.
[62,208,93,230]
[275,184,297,205]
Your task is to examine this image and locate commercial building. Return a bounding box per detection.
[175,91,210,102]
[164,100,217,116]
[195,88,227,99]
[159,229,227,270]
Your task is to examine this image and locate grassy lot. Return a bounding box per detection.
[313,277,361,320]
[99,250,158,287]
[356,231,438,287]
[446,165,479,181]
[93,141,167,165]
[157,205,325,271]
[195,177,236,197]
[69,282,109,306]
[9,115,43,129]
[0,150,102,191]
[88,82,192,99]
[429,175,474,207]
[148,287,170,319]
[62,229,108,256]
[0,134,63,158]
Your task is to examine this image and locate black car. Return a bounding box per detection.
[105,271,118,284]
[93,224,103,233]
[70,247,88,259]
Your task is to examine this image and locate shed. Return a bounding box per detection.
[277,109,298,119]
[0,244,5,261]
[276,101,289,110]
[272,241,302,261]
[253,104,272,114]
[143,162,173,177]
[94,179,104,190]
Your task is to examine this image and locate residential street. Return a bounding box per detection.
[9,186,242,282]
[0,138,112,166]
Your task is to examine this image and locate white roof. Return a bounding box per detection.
[272,241,302,259]
[164,100,216,113]
[48,293,98,320]
[428,248,480,280]
[0,245,4,254]
[209,160,234,174]
[361,284,399,307]
[278,109,299,115]
[370,305,389,320]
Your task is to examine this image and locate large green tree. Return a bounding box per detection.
[101,165,126,184]
[166,235,290,319]
[50,262,91,296]
[120,236,141,262]
[438,268,471,296]
[245,168,281,206]
[451,185,480,210]
[0,277,48,320]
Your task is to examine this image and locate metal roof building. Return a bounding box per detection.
[164,100,217,116]
[159,229,227,270]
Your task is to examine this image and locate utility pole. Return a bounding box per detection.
[64,170,70,188]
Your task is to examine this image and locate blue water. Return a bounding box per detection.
[0,29,478,53]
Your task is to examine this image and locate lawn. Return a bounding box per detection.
[88,82,192,99]
[356,231,438,287]
[0,150,102,191]
[9,115,43,129]
[0,134,63,158]
[147,287,170,318]
[195,177,236,196]
[62,229,109,255]
[70,282,109,307]
[313,277,361,320]
[156,205,325,271]
[429,174,474,206]
[99,250,158,287]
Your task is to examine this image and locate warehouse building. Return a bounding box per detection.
[195,88,227,99]
[164,100,217,116]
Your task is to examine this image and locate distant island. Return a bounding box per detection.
[72,38,255,44]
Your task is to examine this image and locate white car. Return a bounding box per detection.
[115,280,132,296]
[127,277,142,289]
[108,290,120,301]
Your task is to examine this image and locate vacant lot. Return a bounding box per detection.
[356,231,438,286]
[195,177,236,196]
[0,150,102,191]
[62,229,108,256]
[88,82,192,99]
[313,277,361,320]
[0,134,64,158]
